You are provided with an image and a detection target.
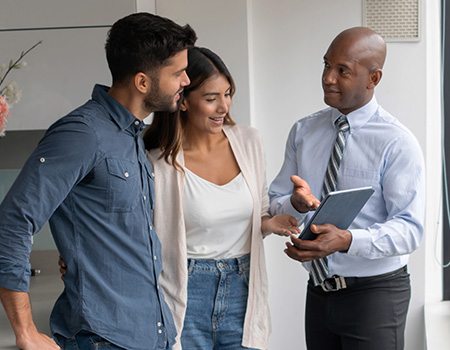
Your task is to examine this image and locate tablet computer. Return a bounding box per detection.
[299,186,375,241]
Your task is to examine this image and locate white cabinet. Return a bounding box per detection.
[0,0,136,29]
[0,0,136,131]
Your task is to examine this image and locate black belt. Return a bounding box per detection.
[316,266,407,292]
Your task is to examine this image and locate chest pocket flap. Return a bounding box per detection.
[106,158,139,212]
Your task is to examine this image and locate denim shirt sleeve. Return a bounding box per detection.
[0,117,98,291]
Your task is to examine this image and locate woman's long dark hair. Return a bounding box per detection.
[143,47,236,170]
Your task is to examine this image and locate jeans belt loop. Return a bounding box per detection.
[236,253,250,275]
[321,275,347,292]
[187,258,196,275]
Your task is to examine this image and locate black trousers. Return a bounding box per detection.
[305,267,410,350]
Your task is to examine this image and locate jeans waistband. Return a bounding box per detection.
[187,254,250,274]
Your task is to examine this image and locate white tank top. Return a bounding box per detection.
[183,168,253,259]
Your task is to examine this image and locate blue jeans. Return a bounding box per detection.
[60,329,170,350]
[181,254,257,350]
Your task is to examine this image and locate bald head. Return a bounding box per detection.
[321,27,387,115]
[329,27,387,73]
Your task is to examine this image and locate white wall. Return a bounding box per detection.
[156,0,252,126]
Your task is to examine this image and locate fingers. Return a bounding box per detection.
[289,234,312,249]
[272,228,299,237]
[59,267,65,281]
[269,215,301,236]
[284,241,320,262]
[58,256,67,268]
[289,216,300,227]
[306,197,320,210]
[58,255,67,281]
[289,175,320,211]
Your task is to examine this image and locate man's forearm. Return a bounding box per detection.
[0,286,38,344]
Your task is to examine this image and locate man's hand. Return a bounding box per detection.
[290,175,320,213]
[16,331,60,350]
[284,224,352,262]
[0,287,60,350]
[58,256,67,281]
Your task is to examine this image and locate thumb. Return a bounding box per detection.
[290,174,305,187]
[310,224,323,235]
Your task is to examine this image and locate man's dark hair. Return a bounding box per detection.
[105,12,197,85]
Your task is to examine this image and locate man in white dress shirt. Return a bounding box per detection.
[269,27,425,350]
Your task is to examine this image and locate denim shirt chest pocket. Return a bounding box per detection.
[106,158,141,212]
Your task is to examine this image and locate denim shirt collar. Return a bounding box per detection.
[330,96,379,134]
[92,84,145,134]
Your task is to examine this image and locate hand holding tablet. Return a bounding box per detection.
[299,187,375,241]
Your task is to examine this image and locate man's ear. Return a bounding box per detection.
[367,69,382,90]
[134,72,151,94]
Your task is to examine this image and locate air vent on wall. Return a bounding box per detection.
[362,0,420,42]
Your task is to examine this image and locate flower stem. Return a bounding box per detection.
[0,41,42,88]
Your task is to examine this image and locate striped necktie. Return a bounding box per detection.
[310,115,349,287]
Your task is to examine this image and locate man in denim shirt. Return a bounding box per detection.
[0,13,196,350]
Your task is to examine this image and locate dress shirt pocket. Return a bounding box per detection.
[106,158,140,212]
[341,166,380,189]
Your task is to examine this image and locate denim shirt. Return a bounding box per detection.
[0,85,176,350]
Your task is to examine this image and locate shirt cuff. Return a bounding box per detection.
[0,263,31,292]
[346,229,372,257]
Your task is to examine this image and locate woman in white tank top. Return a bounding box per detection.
[143,47,300,350]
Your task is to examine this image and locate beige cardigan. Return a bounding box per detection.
[147,124,271,349]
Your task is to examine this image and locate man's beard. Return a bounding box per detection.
[144,77,180,114]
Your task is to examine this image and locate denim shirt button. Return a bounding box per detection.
[40,157,45,163]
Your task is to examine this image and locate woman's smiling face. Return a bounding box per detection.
[182,74,232,135]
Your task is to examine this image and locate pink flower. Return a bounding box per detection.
[0,95,10,137]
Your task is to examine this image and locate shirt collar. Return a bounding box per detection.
[330,96,379,133]
[91,84,145,133]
